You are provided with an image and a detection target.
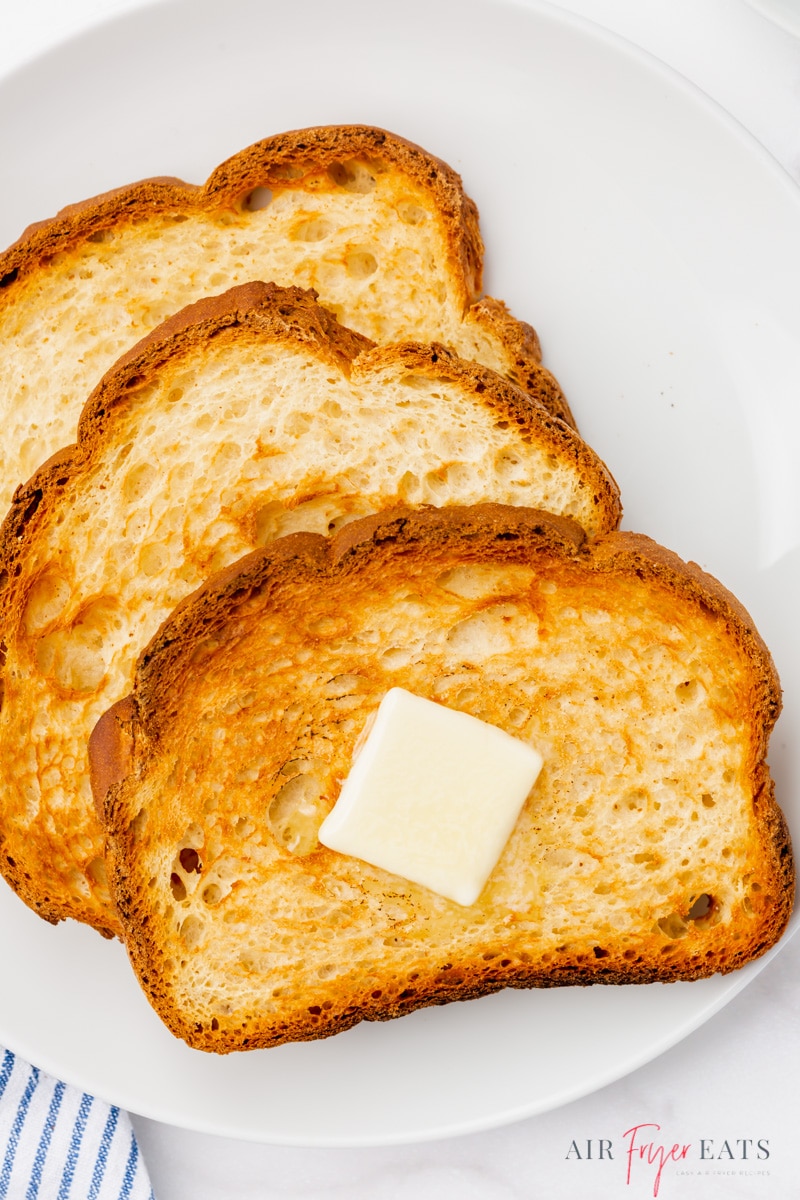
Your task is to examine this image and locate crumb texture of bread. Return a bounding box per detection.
[0,124,573,513]
[0,284,619,935]
[92,506,792,1052]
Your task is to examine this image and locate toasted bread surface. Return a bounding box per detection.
[0,283,619,935]
[0,123,573,515]
[91,505,792,1051]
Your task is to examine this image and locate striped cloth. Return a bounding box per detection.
[0,1047,154,1200]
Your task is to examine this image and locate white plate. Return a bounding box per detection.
[0,0,799,1147]
[743,0,800,37]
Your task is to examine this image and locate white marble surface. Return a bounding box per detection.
[1,1,799,1196]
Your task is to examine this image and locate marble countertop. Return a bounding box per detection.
[1,1,799,1196]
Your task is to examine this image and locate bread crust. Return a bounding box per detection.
[0,124,573,435]
[93,505,793,1051]
[1,128,480,300]
[0,281,618,604]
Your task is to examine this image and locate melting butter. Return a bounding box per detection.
[318,687,543,906]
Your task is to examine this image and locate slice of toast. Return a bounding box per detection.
[90,504,793,1052]
[0,283,620,936]
[0,123,573,516]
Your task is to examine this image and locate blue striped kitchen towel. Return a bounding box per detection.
[0,1046,154,1200]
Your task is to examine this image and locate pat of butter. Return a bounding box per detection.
[318,687,543,906]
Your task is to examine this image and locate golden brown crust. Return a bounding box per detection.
[94,505,793,1051]
[88,698,136,822]
[0,125,479,301]
[0,283,618,639]
[0,177,200,284]
[130,505,589,730]
[350,341,612,507]
[469,295,542,361]
[0,818,116,938]
[465,296,575,427]
[0,125,568,423]
[105,279,348,378]
[585,532,783,782]
[206,125,485,311]
[84,280,374,435]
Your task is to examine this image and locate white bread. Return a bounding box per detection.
[0,283,620,936]
[89,505,793,1052]
[0,123,573,516]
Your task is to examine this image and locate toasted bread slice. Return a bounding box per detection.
[0,283,619,936]
[89,505,792,1052]
[0,123,573,515]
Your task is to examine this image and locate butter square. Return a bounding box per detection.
[318,687,543,906]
